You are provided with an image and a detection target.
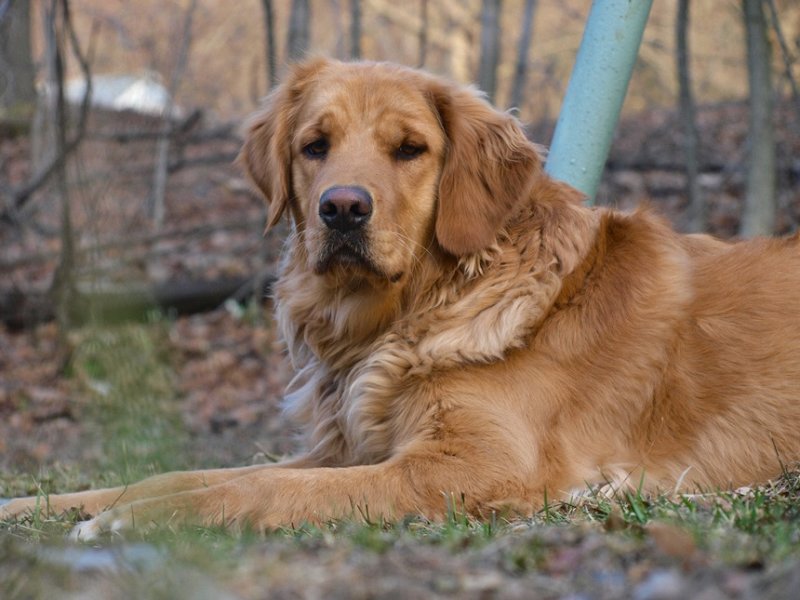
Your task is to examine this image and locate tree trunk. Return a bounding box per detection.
[47,0,77,347]
[509,0,537,111]
[261,0,278,88]
[0,0,37,133]
[676,0,704,232]
[350,0,362,60]
[417,0,428,67]
[149,0,197,229]
[288,0,311,61]
[740,0,776,237]
[478,0,502,104]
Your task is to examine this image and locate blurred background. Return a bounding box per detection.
[0,0,799,479]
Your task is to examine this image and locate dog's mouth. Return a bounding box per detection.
[314,232,404,284]
[315,233,378,274]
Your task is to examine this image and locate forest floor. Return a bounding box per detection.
[1,100,800,598]
[1,314,800,600]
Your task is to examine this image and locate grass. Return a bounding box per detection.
[1,320,800,598]
[3,466,798,557]
[69,319,188,482]
[2,467,800,598]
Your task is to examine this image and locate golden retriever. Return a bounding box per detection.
[3,58,800,539]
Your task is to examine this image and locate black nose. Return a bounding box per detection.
[319,186,373,232]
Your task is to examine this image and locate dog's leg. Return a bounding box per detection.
[0,456,316,522]
[69,447,514,539]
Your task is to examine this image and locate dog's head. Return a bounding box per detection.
[240,58,542,284]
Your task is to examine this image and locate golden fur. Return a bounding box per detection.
[3,59,800,537]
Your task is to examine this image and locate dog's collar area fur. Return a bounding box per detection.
[276,193,601,466]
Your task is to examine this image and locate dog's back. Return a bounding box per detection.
[663,233,800,486]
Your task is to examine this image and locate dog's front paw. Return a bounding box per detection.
[69,517,102,542]
[0,498,11,520]
[69,510,129,542]
[0,497,39,521]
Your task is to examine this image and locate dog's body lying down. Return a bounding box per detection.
[3,59,799,537]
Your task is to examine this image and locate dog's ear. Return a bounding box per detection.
[429,81,542,256]
[239,58,330,228]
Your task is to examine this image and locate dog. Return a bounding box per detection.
[2,58,799,539]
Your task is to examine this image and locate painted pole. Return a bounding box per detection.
[544,0,654,203]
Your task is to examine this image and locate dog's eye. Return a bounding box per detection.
[395,143,426,161]
[303,138,329,159]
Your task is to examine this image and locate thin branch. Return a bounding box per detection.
[509,0,538,111]
[350,0,361,60]
[478,0,502,104]
[763,0,800,120]
[676,0,704,232]
[417,0,428,68]
[261,0,277,88]
[287,0,310,61]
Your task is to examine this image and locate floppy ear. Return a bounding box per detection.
[429,82,542,256]
[239,58,330,228]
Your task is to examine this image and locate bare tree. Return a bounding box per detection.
[1,0,92,224]
[740,0,776,237]
[478,0,502,104]
[48,0,75,340]
[0,0,37,132]
[261,0,278,88]
[676,0,704,232]
[351,0,362,60]
[43,0,90,344]
[509,0,537,111]
[150,0,198,229]
[288,0,311,61]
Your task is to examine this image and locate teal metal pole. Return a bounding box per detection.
[544,0,654,203]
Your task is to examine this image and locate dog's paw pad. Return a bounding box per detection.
[70,514,129,541]
[69,518,104,542]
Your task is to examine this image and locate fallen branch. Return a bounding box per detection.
[0,217,260,270]
[87,109,208,143]
[167,151,239,174]
[0,274,275,330]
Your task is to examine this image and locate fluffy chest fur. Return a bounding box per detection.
[274,199,600,467]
